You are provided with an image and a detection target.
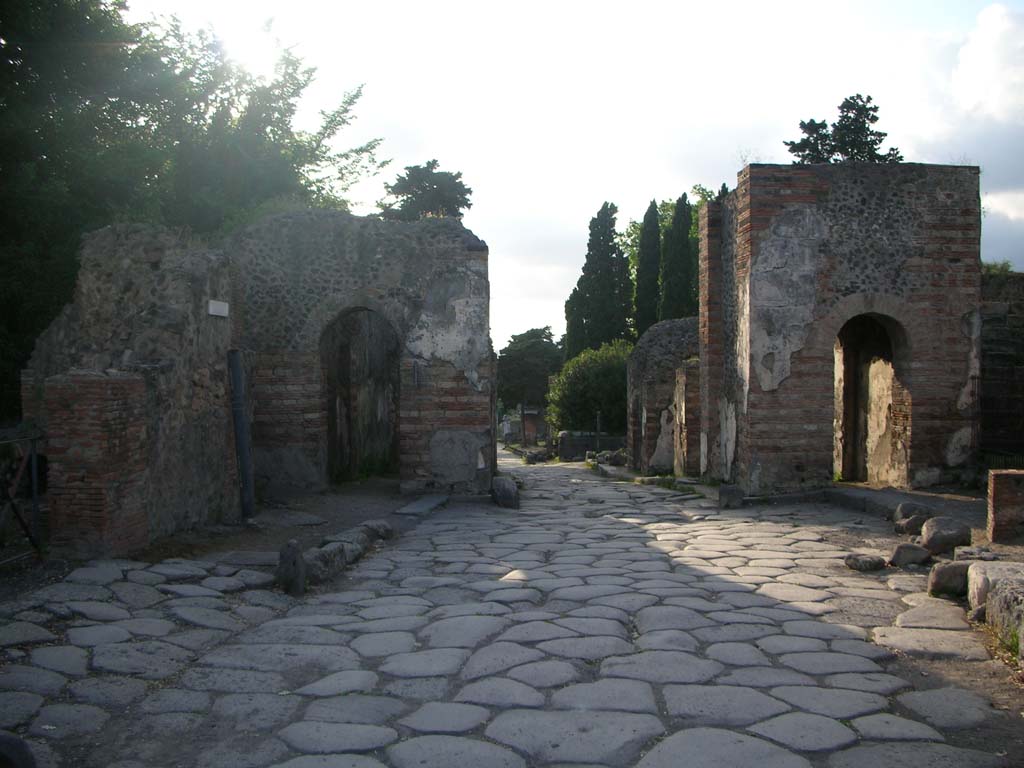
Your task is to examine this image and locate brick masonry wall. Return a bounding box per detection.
[980,272,1024,454]
[703,164,981,493]
[41,373,149,557]
[988,469,1024,542]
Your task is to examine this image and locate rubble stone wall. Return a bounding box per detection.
[626,319,699,475]
[22,212,494,556]
[21,226,239,555]
[229,211,493,494]
[980,272,1024,455]
[701,164,981,493]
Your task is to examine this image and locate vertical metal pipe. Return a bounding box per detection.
[228,350,256,520]
[30,438,40,543]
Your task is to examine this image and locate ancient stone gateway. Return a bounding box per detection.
[22,211,494,556]
[697,163,981,494]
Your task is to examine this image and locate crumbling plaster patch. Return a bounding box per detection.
[749,206,827,393]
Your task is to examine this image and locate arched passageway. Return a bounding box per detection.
[833,314,909,486]
[320,309,400,483]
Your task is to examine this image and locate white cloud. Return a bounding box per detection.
[952,4,1024,121]
[985,191,1024,221]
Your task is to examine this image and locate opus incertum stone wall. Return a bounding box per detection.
[699,164,981,494]
[22,211,494,556]
[626,318,698,476]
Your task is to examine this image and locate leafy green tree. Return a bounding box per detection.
[378,159,472,221]
[0,2,385,420]
[785,94,903,164]
[634,200,662,337]
[618,199,674,276]
[659,193,695,319]
[497,327,563,441]
[564,203,632,359]
[547,340,631,433]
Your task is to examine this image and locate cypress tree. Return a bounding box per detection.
[634,200,661,338]
[565,202,632,360]
[658,193,696,320]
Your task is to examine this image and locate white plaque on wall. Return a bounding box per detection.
[208,300,230,317]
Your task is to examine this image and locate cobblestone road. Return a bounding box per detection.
[0,454,1011,767]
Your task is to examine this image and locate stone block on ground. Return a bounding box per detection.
[987,470,1024,543]
[718,485,743,510]
[967,561,1024,609]
[955,546,998,561]
[889,543,931,567]
[275,539,306,597]
[928,561,972,598]
[893,501,933,524]
[492,477,520,509]
[845,554,885,572]
[920,516,972,555]
[895,515,930,535]
[984,577,1024,654]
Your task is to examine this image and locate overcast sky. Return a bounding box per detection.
[126,0,1024,351]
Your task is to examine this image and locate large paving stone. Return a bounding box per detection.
[66,600,131,621]
[461,642,544,680]
[778,651,881,674]
[92,640,193,679]
[419,615,510,648]
[212,692,302,731]
[113,618,178,637]
[496,620,578,643]
[826,742,1005,768]
[278,722,397,753]
[635,605,715,631]
[851,713,944,741]
[179,667,288,693]
[455,678,544,707]
[485,709,664,764]
[0,621,56,646]
[0,664,67,695]
[0,691,44,728]
[33,583,112,602]
[748,711,857,751]
[237,625,347,645]
[551,679,657,713]
[200,644,360,674]
[350,631,417,657]
[295,671,378,697]
[109,581,166,608]
[398,702,490,733]
[379,648,470,677]
[769,685,886,718]
[29,703,110,738]
[387,735,525,768]
[67,625,133,647]
[170,606,246,632]
[506,659,580,687]
[717,667,816,687]
[66,564,124,585]
[139,688,212,713]
[305,694,407,725]
[30,645,89,675]
[271,757,388,768]
[68,679,147,708]
[636,727,811,768]
[871,627,989,660]
[897,687,996,729]
[536,636,634,659]
[825,672,911,694]
[663,685,790,725]
[601,651,723,684]
[895,602,969,630]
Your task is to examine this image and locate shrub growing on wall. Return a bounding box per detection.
[547,339,631,434]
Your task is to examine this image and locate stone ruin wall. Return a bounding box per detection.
[701,164,981,494]
[980,271,1024,457]
[21,226,239,556]
[230,211,493,495]
[23,212,494,556]
[626,318,698,475]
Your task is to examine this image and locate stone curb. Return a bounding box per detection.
[275,519,397,595]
